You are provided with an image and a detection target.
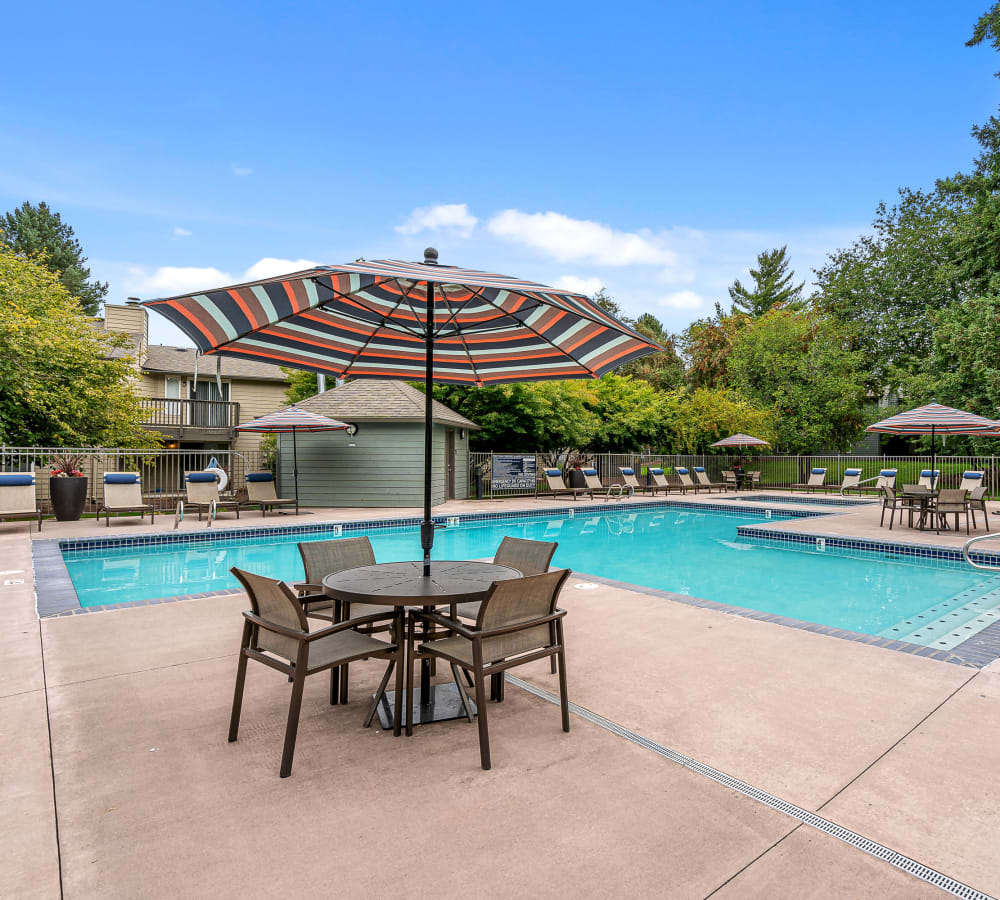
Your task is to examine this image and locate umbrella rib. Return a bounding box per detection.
[474,292,601,379]
[338,279,421,378]
[316,282,426,340]
[432,284,489,338]
[440,288,483,386]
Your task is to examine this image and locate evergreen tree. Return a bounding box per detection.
[0,201,107,316]
[728,246,804,317]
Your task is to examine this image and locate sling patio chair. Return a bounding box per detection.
[791,467,827,492]
[453,536,559,678]
[580,467,631,501]
[0,473,42,531]
[674,467,706,493]
[184,471,242,521]
[649,467,689,494]
[722,470,738,491]
[932,488,970,535]
[96,472,154,526]
[406,568,571,770]
[968,485,990,531]
[875,469,897,493]
[879,486,914,530]
[228,567,404,777]
[838,468,864,495]
[618,466,651,495]
[693,466,727,492]
[918,469,941,490]
[296,536,397,702]
[960,470,986,492]
[541,469,593,501]
[245,471,298,517]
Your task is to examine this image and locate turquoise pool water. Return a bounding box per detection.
[62,506,992,637]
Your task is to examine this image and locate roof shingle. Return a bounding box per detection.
[294,380,479,429]
[142,345,288,381]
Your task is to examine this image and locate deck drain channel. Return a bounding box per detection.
[506,674,994,900]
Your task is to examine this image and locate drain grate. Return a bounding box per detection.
[506,674,994,900]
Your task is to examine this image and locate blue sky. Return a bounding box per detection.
[2,0,995,346]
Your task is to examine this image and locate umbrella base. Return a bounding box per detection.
[375,684,477,730]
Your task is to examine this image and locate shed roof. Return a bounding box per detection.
[295,380,479,429]
[142,345,288,381]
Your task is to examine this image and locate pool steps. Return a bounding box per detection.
[880,574,1000,650]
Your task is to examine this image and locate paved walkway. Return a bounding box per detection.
[3,496,1000,898]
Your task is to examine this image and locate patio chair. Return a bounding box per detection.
[0,473,42,531]
[674,467,705,493]
[748,470,762,489]
[454,536,559,675]
[960,471,986,492]
[618,466,651,494]
[838,468,863,495]
[722,470,738,491]
[96,472,154,526]
[580,467,630,501]
[932,489,970,535]
[692,466,726,492]
[227,567,404,777]
[245,472,298,517]
[184,472,242,521]
[968,485,990,531]
[875,469,897,493]
[918,470,940,490]
[649,467,688,494]
[406,568,571,770]
[879,486,912,530]
[791,468,827,492]
[541,469,593,501]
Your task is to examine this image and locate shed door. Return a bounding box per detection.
[445,430,456,500]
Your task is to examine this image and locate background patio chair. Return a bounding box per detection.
[968,485,990,531]
[918,469,941,490]
[722,470,738,491]
[246,472,297,516]
[580,467,629,500]
[876,469,897,493]
[0,473,42,531]
[674,467,704,492]
[228,567,403,777]
[184,472,242,520]
[693,466,726,492]
[791,468,827,492]
[839,468,863,494]
[407,568,571,770]
[649,467,687,493]
[296,536,396,702]
[541,469,593,501]
[97,472,154,526]
[879,486,912,530]
[618,466,648,494]
[960,470,985,492]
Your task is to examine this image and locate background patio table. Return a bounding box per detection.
[323,560,521,729]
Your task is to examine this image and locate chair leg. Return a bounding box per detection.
[556,621,570,733]
[339,663,349,704]
[473,659,491,771]
[405,616,416,737]
[329,667,339,705]
[364,659,395,728]
[280,651,308,778]
[228,621,253,742]
[392,622,405,736]
[450,663,475,723]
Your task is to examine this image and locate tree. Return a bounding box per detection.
[660,388,778,454]
[588,374,667,451]
[728,246,804,317]
[617,312,685,391]
[284,368,319,403]
[679,305,750,389]
[0,202,107,316]
[726,308,868,452]
[0,246,159,447]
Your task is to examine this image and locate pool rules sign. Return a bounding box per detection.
[491,455,538,492]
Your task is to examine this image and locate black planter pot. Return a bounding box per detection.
[567,468,587,489]
[50,476,88,521]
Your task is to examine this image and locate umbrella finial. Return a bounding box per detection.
[424,247,439,265]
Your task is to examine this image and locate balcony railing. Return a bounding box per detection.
[140,397,241,430]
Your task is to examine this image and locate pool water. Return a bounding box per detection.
[63,507,993,638]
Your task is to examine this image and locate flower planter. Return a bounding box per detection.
[50,476,88,521]
[568,468,587,489]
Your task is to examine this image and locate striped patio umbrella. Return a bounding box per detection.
[236,406,351,510]
[709,433,770,449]
[144,248,661,574]
[866,402,1000,487]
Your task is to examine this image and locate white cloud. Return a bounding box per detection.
[396,203,478,238]
[658,290,704,310]
[172,227,192,238]
[126,257,318,297]
[487,209,678,267]
[243,257,318,280]
[554,275,604,296]
[231,164,253,177]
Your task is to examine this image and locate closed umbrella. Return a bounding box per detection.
[866,402,1000,487]
[143,248,661,575]
[235,405,351,509]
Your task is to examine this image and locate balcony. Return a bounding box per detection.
[140,397,241,439]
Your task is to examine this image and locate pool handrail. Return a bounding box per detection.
[839,474,884,497]
[962,532,1000,571]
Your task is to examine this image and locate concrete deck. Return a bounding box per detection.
[4,495,1000,898]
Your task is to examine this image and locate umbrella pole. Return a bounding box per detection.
[931,424,936,490]
[292,426,300,515]
[421,282,435,577]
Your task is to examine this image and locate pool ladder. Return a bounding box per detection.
[962,532,1000,571]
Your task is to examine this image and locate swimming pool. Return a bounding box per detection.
[61,505,996,642]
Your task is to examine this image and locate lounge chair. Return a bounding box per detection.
[693,466,726,492]
[674,467,705,493]
[791,467,827,492]
[618,466,650,494]
[875,469,897,493]
[960,470,985,492]
[581,467,631,501]
[649,467,688,494]
[184,471,242,520]
[541,468,593,501]
[246,472,297,516]
[918,470,940,490]
[407,569,571,770]
[227,567,404,777]
[97,472,154,526]
[0,473,42,531]
[838,468,863,495]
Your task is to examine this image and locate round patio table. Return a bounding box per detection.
[322,560,521,730]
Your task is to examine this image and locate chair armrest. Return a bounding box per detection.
[292,582,324,594]
[410,609,476,639]
[475,609,567,640]
[303,611,401,641]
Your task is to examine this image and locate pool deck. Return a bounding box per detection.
[4,492,1000,898]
